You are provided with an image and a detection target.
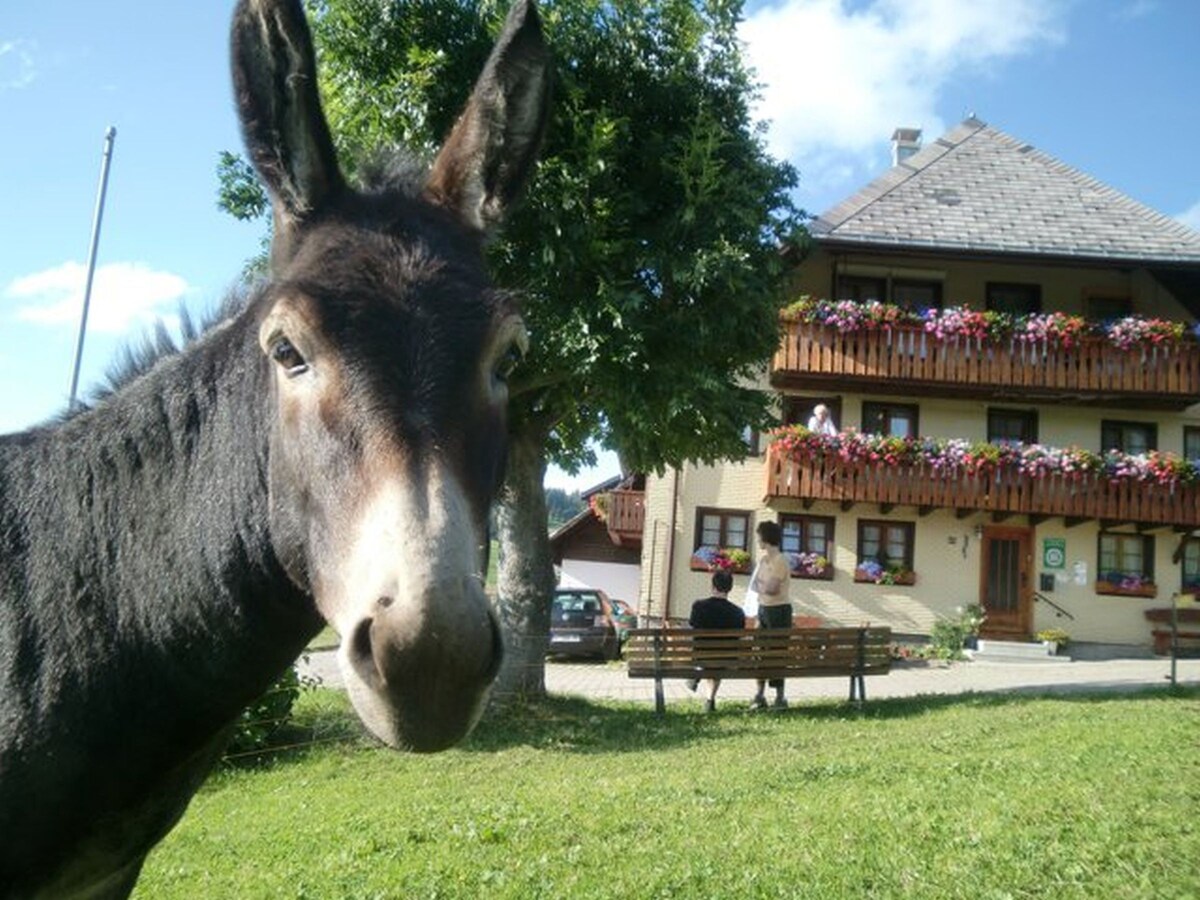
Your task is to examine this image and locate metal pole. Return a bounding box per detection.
[67,125,117,412]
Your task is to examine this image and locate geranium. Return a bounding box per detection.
[1014,312,1088,348]
[1105,316,1185,350]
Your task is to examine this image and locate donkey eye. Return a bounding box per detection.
[494,343,523,383]
[270,336,308,376]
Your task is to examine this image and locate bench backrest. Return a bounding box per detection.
[625,627,892,678]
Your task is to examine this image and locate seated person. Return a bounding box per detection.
[687,569,747,712]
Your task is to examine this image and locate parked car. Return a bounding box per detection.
[607,597,639,642]
[548,589,623,660]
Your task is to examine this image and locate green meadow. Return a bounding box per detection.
[135,687,1200,899]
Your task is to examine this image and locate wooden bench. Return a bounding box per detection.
[625,626,892,713]
[1145,607,1200,657]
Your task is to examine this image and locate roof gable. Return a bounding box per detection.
[813,117,1200,265]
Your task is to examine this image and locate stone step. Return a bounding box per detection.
[969,639,1072,663]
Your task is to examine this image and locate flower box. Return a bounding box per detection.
[689,546,752,575]
[854,565,916,586]
[1095,580,1157,598]
[788,552,833,580]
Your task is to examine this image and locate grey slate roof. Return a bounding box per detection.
[812,117,1200,265]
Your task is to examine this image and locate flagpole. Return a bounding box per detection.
[67,125,117,412]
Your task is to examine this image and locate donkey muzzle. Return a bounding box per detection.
[340,576,502,752]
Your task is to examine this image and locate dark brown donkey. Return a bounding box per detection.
[0,1,549,896]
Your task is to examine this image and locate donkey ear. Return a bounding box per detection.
[231,0,344,259]
[425,0,551,234]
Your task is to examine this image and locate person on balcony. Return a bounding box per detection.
[750,520,792,710]
[807,403,838,437]
[685,569,746,712]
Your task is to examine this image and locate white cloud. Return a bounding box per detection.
[0,39,36,90]
[5,261,191,334]
[740,0,1068,206]
[1177,200,1200,234]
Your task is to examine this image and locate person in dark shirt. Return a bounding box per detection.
[687,569,747,711]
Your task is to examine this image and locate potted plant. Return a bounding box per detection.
[1035,628,1070,654]
[1095,572,1157,597]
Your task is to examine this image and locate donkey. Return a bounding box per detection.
[0,1,549,896]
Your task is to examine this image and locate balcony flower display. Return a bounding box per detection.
[788,551,831,579]
[768,426,1200,490]
[588,492,610,522]
[780,296,1193,353]
[690,545,751,574]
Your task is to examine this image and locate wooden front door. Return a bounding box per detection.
[979,527,1032,638]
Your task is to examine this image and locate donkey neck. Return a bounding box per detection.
[11,310,317,728]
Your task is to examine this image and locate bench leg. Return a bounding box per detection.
[654,676,665,715]
[849,674,866,703]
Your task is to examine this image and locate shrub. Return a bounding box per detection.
[225,661,318,757]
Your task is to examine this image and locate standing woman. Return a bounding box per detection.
[750,520,792,709]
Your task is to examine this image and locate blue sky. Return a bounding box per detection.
[2,0,1199,491]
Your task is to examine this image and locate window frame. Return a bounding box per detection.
[1096,531,1155,596]
[1184,426,1200,461]
[861,401,919,438]
[835,274,886,303]
[1182,537,1200,595]
[985,281,1042,315]
[779,514,835,580]
[1101,419,1158,454]
[891,278,944,312]
[855,519,916,584]
[987,407,1039,445]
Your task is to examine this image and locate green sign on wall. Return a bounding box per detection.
[1043,538,1066,569]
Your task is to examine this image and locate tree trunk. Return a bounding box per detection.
[491,429,556,701]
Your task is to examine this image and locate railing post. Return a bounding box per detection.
[653,631,665,714]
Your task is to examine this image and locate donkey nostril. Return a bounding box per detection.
[377,595,394,609]
[348,617,384,689]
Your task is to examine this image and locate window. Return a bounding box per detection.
[782,396,842,429]
[1183,538,1200,594]
[1184,426,1200,461]
[986,282,1042,315]
[988,408,1038,445]
[780,514,834,579]
[1085,295,1132,321]
[892,279,943,312]
[1097,532,1154,595]
[1101,420,1157,455]
[741,425,761,456]
[833,275,943,311]
[855,520,915,584]
[862,401,918,438]
[691,508,752,571]
[696,508,750,550]
[836,275,886,303]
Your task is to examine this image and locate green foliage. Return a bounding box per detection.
[139,688,1200,898]
[224,664,317,758]
[928,606,986,660]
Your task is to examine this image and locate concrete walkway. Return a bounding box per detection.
[299,650,1199,708]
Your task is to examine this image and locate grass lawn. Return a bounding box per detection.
[135,687,1200,899]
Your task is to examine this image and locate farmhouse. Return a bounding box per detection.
[633,117,1200,654]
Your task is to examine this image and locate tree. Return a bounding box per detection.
[218,0,802,698]
[545,488,585,531]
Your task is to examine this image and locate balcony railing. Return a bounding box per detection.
[605,489,645,547]
[765,446,1200,527]
[772,321,1200,407]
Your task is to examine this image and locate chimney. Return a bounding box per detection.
[891,127,922,166]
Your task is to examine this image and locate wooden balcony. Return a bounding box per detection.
[765,446,1200,528]
[772,321,1200,409]
[605,489,645,547]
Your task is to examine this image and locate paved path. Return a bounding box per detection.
[299,650,1199,708]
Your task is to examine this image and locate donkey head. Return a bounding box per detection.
[231,0,549,751]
